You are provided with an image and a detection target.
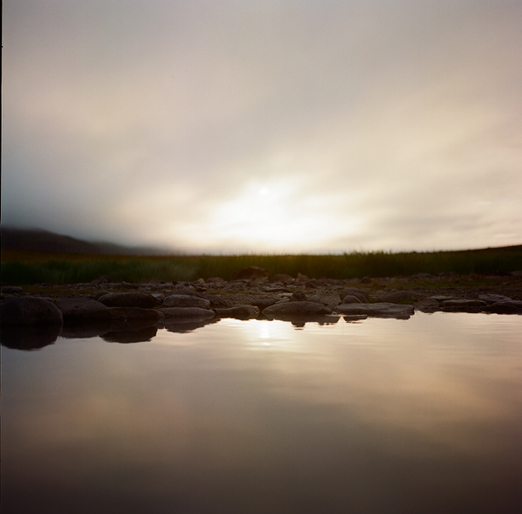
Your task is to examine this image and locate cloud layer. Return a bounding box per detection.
[3,0,522,252]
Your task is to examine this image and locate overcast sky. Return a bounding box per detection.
[3,0,522,253]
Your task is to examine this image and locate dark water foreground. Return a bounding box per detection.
[2,313,521,514]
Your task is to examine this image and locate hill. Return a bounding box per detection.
[0,227,166,255]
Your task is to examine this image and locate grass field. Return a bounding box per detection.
[1,246,521,285]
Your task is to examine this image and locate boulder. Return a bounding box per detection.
[335,302,414,319]
[263,301,332,320]
[214,305,260,320]
[0,325,61,350]
[1,297,63,326]
[98,292,160,308]
[159,307,216,321]
[233,266,269,282]
[308,290,341,308]
[341,295,362,304]
[55,298,110,322]
[340,288,368,303]
[289,290,307,302]
[163,294,211,309]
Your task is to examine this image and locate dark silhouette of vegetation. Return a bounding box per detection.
[1,246,521,285]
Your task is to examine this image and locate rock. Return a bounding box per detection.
[214,305,260,320]
[159,307,216,321]
[163,294,211,309]
[340,288,368,303]
[263,301,332,320]
[250,296,278,310]
[1,297,64,326]
[297,273,309,282]
[485,300,522,314]
[380,290,414,303]
[233,266,269,282]
[341,295,362,304]
[206,277,226,283]
[308,290,341,308]
[335,302,415,319]
[289,290,307,301]
[414,298,440,312]
[478,294,513,303]
[440,299,487,312]
[55,298,111,322]
[98,292,160,308]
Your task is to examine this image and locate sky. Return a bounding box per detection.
[2,0,522,254]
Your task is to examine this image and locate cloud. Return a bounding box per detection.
[3,0,522,251]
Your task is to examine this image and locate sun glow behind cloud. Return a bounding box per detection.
[2,0,522,252]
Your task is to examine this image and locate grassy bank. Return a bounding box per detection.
[1,246,521,285]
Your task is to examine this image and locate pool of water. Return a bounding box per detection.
[2,313,522,513]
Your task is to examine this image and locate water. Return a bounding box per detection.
[2,313,521,513]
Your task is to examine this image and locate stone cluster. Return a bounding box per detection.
[2,266,521,348]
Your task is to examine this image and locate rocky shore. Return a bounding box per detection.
[2,267,522,348]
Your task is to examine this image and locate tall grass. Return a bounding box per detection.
[1,248,521,285]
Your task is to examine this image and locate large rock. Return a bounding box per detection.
[336,302,414,319]
[340,288,368,303]
[214,305,260,320]
[98,292,160,308]
[341,295,362,304]
[1,297,63,326]
[55,298,110,322]
[233,266,269,282]
[308,290,341,308]
[163,294,211,309]
[263,301,332,320]
[159,307,216,321]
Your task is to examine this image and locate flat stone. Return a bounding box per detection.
[55,298,110,322]
[263,301,332,320]
[1,297,64,326]
[478,294,513,303]
[441,299,487,312]
[214,305,260,320]
[484,300,522,314]
[163,294,211,309]
[98,292,160,308]
[335,302,414,319]
[159,307,216,321]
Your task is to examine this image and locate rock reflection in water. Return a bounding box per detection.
[1,314,521,513]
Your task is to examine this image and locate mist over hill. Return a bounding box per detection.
[0,227,173,255]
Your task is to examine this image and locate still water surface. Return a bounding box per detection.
[2,313,522,513]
